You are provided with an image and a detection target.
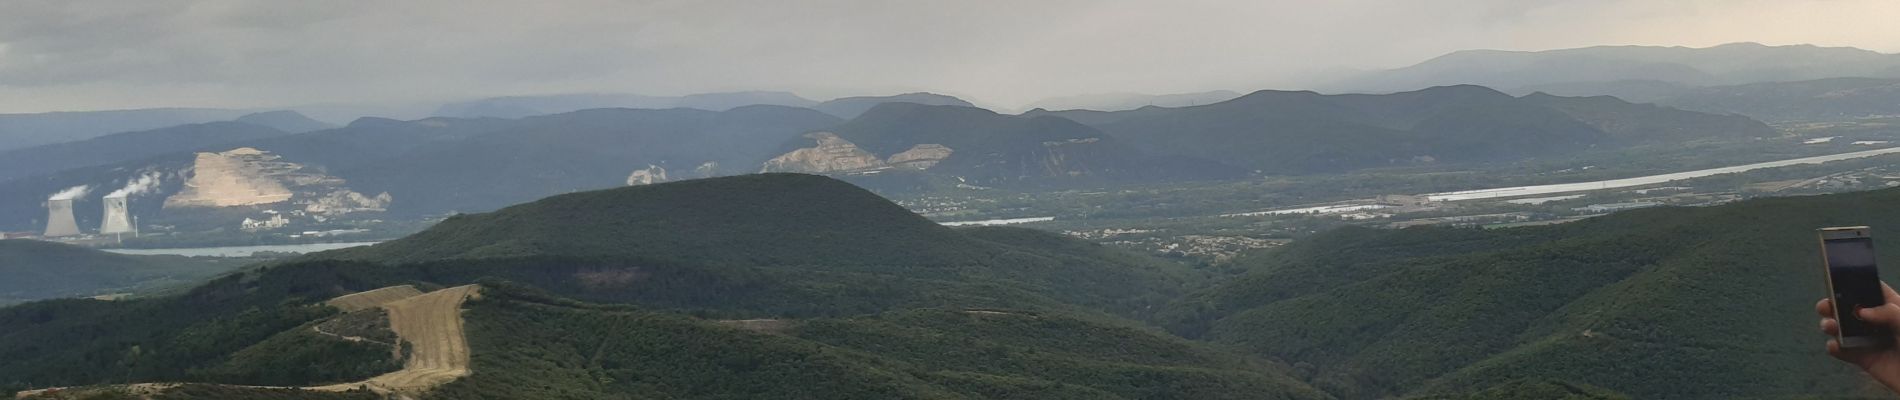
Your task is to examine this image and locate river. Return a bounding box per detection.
[939,217,1056,226]
[1422,146,1900,201]
[103,241,381,257]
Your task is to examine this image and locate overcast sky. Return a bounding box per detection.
[2,0,1898,113]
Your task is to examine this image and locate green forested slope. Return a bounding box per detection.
[0,240,248,304]
[425,285,1329,400]
[4,174,1285,397]
[1172,189,1900,399]
[317,173,970,265]
[313,173,1195,319]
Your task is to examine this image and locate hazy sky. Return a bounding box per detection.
[2,0,1898,113]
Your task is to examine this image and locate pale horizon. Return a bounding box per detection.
[3,0,1899,113]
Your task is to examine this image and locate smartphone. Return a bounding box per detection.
[1820,226,1890,349]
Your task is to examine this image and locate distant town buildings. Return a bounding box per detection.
[1573,202,1663,214]
[240,213,290,232]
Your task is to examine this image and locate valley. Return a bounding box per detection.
[882,121,1900,264]
[13,171,1900,399]
[12,21,1900,399]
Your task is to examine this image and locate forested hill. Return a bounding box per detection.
[1166,186,1900,399]
[0,174,1336,398]
[318,173,970,265]
[310,173,1197,318]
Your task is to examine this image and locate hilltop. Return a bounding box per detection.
[233,110,337,133]
[314,173,1196,318]
[812,92,977,118]
[319,173,969,265]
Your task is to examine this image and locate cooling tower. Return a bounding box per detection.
[101,196,133,235]
[43,199,80,237]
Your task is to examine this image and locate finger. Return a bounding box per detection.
[1820,298,1836,318]
[1823,318,1841,336]
[1829,339,1880,369]
[1857,302,1900,330]
[1883,282,1900,305]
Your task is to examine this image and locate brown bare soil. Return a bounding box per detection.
[324,285,423,312]
[19,285,479,399]
[311,285,478,394]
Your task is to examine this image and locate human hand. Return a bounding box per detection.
[1820,282,1900,393]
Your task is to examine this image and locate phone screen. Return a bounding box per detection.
[1828,237,1887,339]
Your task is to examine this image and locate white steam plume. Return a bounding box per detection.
[48,185,91,201]
[106,172,161,199]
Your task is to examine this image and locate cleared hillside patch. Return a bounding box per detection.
[324,285,423,312]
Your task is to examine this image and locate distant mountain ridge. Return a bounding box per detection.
[0,121,294,183]
[1652,77,1900,122]
[1025,90,1244,112]
[1330,42,1900,94]
[432,91,821,118]
[0,108,253,152]
[1035,85,1774,173]
[0,84,1777,232]
[769,103,1245,186]
[346,105,844,214]
[812,92,976,118]
[233,110,336,133]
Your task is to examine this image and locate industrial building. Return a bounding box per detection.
[100,195,135,235]
[43,199,80,237]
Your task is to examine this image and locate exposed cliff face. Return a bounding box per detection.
[163,148,294,208]
[304,190,392,215]
[693,162,718,178]
[886,144,953,169]
[162,147,386,215]
[627,165,669,186]
[759,132,887,173]
[760,132,959,175]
